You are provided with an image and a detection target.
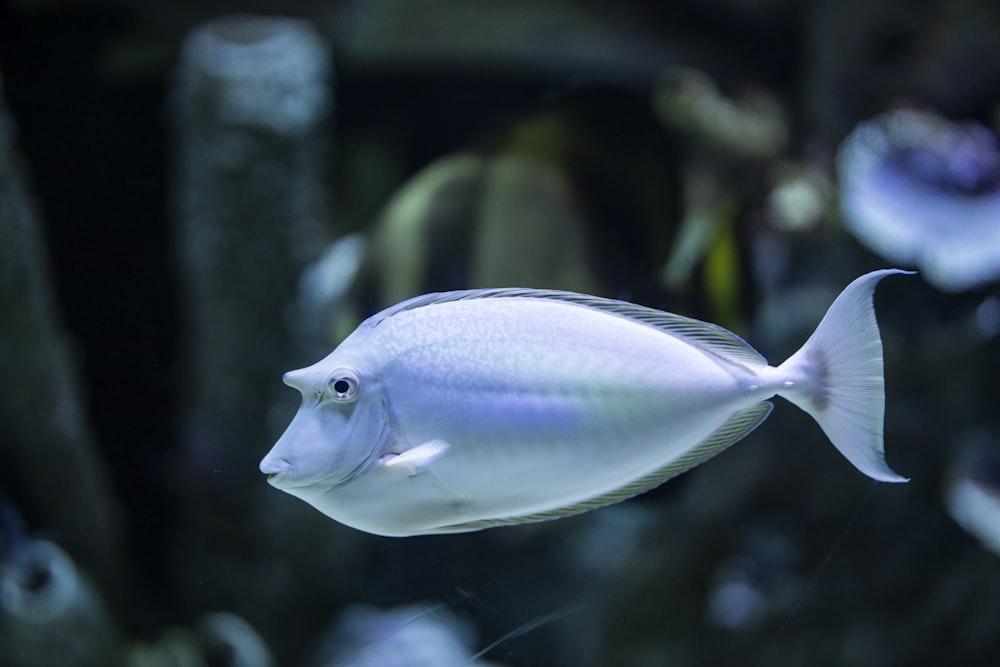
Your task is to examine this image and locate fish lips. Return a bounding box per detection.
[259,455,333,490]
[258,425,387,489]
[260,457,368,490]
[260,461,328,491]
[259,455,292,486]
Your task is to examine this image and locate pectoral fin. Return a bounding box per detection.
[379,439,451,476]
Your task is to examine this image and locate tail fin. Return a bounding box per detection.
[776,269,913,482]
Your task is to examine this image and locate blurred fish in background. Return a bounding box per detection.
[339,84,680,326]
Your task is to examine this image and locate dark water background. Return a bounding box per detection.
[2,1,999,665]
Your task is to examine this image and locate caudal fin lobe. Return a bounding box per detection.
[777,269,913,483]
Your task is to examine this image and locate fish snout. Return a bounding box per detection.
[259,454,291,485]
[281,368,311,392]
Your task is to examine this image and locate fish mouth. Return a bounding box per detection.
[261,456,291,486]
[266,468,337,491]
[264,462,365,489]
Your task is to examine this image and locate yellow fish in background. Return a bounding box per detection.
[260,270,912,537]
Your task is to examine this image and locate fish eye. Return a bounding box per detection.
[327,368,360,401]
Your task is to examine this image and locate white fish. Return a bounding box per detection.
[260,270,911,537]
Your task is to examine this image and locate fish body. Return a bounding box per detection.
[261,270,910,536]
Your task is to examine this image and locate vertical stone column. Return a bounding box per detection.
[171,16,332,489]
[0,75,128,607]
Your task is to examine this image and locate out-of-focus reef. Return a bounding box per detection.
[1,1,1000,665]
[838,108,1000,292]
[0,78,130,608]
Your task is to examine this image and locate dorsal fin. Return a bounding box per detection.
[369,288,767,367]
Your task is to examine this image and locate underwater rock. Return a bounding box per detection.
[196,612,275,667]
[324,0,675,80]
[168,16,343,652]
[0,526,124,667]
[704,524,803,632]
[171,14,333,482]
[944,435,1000,559]
[972,295,1000,340]
[312,603,505,667]
[0,75,129,604]
[837,108,1000,292]
[128,611,274,667]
